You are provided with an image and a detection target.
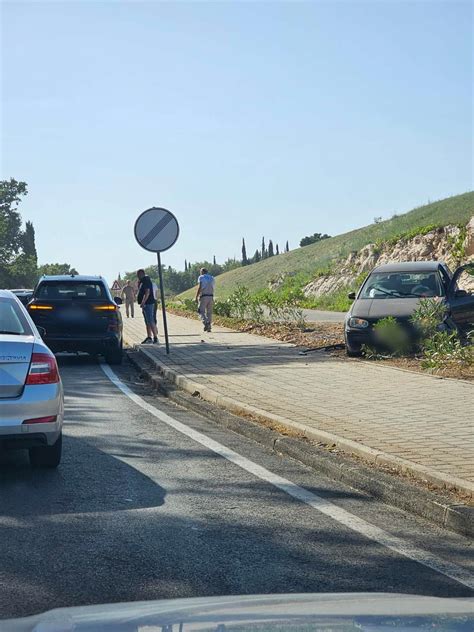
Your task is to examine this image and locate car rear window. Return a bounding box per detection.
[36,281,107,300]
[360,272,444,299]
[0,297,33,335]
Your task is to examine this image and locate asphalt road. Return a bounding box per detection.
[301,308,346,323]
[0,356,472,620]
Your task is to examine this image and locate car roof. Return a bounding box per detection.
[372,261,444,273]
[0,289,16,299]
[38,275,106,282]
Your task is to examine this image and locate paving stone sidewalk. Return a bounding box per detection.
[123,312,474,496]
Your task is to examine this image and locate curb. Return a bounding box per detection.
[135,345,474,500]
[126,348,474,539]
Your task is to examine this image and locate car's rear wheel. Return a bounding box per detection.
[29,433,62,468]
[105,342,123,365]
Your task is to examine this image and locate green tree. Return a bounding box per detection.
[268,239,274,257]
[285,240,289,252]
[299,232,331,247]
[241,238,248,265]
[38,263,79,276]
[261,236,266,259]
[22,221,37,259]
[276,244,280,255]
[0,179,38,287]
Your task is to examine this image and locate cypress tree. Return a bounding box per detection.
[268,240,274,257]
[261,237,266,259]
[276,244,280,255]
[22,221,37,260]
[241,238,248,265]
[285,240,289,252]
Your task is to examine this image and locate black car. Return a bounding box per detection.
[10,288,33,305]
[27,275,123,364]
[345,261,474,356]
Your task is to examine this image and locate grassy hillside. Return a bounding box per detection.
[179,191,474,300]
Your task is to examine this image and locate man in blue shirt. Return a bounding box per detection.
[195,267,215,332]
[136,269,158,344]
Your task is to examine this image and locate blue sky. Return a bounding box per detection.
[1,0,472,283]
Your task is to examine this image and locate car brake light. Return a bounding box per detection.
[94,305,117,311]
[29,304,53,310]
[23,416,57,424]
[26,353,60,385]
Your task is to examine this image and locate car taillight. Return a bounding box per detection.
[28,304,53,311]
[26,353,60,385]
[93,304,117,311]
[23,416,57,424]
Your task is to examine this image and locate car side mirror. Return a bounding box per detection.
[114,296,123,305]
[348,292,356,300]
[454,289,468,298]
[37,326,46,339]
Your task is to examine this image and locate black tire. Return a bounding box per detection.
[105,344,123,365]
[346,346,362,358]
[345,335,362,357]
[29,433,62,468]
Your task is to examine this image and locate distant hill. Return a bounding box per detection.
[179,191,474,299]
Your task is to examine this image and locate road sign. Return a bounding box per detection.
[134,207,179,253]
[134,207,180,354]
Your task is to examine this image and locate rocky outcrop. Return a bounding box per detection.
[302,217,474,298]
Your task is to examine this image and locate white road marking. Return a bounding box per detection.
[101,363,474,590]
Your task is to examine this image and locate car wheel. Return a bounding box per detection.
[29,433,62,468]
[105,345,123,365]
[345,334,362,357]
[346,346,362,358]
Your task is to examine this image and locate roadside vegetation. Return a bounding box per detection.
[178,191,474,301]
[0,178,77,288]
[361,299,473,379]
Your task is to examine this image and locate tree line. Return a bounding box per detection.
[124,236,291,296]
[0,179,78,288]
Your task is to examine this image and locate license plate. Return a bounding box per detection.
[60,308,88,321]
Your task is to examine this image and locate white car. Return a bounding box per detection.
[0,290,63,467]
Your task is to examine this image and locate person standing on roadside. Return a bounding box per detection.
[121,280,136,318]
[195,267,215,332]
[136,269,158,344]
[152,280,159,325]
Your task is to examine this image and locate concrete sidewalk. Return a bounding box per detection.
[123,312,474,497]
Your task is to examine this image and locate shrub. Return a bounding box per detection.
[214,300,232,318]
[410,298,447,339]
[421,331,473,373]
[182,298,197,312]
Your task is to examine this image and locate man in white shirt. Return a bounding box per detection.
[195,267,215,332]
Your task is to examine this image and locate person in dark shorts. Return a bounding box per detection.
[136,269,158,344]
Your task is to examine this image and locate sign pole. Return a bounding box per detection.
[157,251,170,354]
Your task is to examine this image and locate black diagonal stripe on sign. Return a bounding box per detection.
[142,213,174,247]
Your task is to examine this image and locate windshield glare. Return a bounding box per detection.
[360,272,444,299]
[0,298,32,335]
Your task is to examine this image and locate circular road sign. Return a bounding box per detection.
[134,207,180,253]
